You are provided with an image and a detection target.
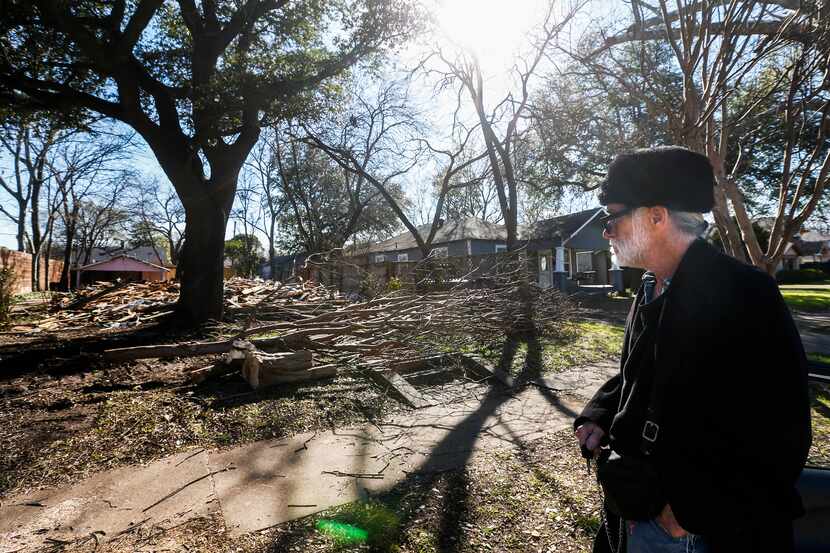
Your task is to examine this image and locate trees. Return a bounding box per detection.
[0,117,131,290]
[128,179,185,267]
[224,234,264,278]
[426,0,582,249]
[588,1,829,273]
[1,0,419,325]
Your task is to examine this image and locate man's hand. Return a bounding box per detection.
[656,504,688,538]
[575,422,605,455]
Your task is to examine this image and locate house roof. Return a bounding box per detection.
[522,208,603,242]
[78,254,169,273]
[792,240,827,256]
[78,245,169,266]
[365,217,507,253]
[798,230,830,242]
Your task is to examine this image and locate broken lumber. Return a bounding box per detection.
[241,349,334,389]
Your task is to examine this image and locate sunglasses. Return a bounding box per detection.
[600,206,637,233]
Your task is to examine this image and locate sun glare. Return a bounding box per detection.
[436,0,544,70]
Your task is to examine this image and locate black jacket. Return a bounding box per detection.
[577,239,812,553]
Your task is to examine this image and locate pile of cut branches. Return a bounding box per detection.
[101,251,575,387]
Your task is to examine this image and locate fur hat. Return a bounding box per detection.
[598,146,715,213]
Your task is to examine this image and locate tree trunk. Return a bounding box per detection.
[16,202,26,252]
[174,193,231,325]
[60,221,76,290]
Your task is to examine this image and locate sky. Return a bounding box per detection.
[0,0,623,251]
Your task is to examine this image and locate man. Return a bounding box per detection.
[574,146,812,553]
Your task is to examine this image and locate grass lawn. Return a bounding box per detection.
[809,382,830,467]
[470,321,625,377]
[779,286,830,312]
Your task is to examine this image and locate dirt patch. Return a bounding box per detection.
[0,354,409,498]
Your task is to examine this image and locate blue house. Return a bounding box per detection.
[523,208,612,287]
[361,217,509,262]
[353,211,613,288]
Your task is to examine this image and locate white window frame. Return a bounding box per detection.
[374,254,386,263]
[495,244,508,253]
[576,251,593,273]
[431,246,448,258]
[397,253,409,262]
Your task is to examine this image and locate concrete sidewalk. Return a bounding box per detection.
[0,362,617,552]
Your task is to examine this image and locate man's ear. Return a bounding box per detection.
[649,206,669,226]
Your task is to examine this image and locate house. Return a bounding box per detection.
[350,211,614,290]
[75,244,169,267]
[75,254,170,288]
[260,254,307,282]
[779,232,830,271]
[72,244,172,287]
[361,217,509,263]
[523,208,612,288]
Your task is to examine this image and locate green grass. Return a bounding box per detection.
[543,320,624,372]
[779,287,830,312]
[809,382,830,467]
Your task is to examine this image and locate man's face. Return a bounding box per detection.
[602,203,650,268]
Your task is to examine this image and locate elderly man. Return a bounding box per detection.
[574,146,812,553]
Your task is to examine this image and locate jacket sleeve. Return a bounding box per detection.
[573,372,622,435]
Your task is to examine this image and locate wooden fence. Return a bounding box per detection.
[0,248,64,294]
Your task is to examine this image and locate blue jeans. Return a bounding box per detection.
[627,519,711,553]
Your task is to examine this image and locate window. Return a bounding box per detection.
[495,244,507,253]
[563,250,571,276]
[431,246,448,258]
[576,251,593,273]
[374,254,386,263]
[397,253,409,262]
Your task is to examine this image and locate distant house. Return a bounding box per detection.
[75,244,168,267]
[351,211,614,290]
[359,217,509,263]
[75,254,170,287]
[523,208,612,287]
[260,254,307,282]
[73,244,171,287]
[779,231,830,271]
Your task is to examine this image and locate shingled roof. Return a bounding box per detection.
[366,217,507,253]
[521,208,603,242]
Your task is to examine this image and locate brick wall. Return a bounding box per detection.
[0,248,65,294]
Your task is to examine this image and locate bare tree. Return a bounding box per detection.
[587,1,829,272]
[302,79,434,255]
[128,178,185,267]
[0,118,81,290]
[74,181,132,267]
[53,131,134,288]
[304,78,491,258]
[426,0,584,249]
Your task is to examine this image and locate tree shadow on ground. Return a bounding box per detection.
[264,332,581,552]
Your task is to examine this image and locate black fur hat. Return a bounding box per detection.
[598,146,715,212]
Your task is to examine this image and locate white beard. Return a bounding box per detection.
[610,215,650,268]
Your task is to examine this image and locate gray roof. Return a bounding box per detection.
[366,217,507,253]
[77,245,169,266]
[792,240,827,256]
[522,208,603,241]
